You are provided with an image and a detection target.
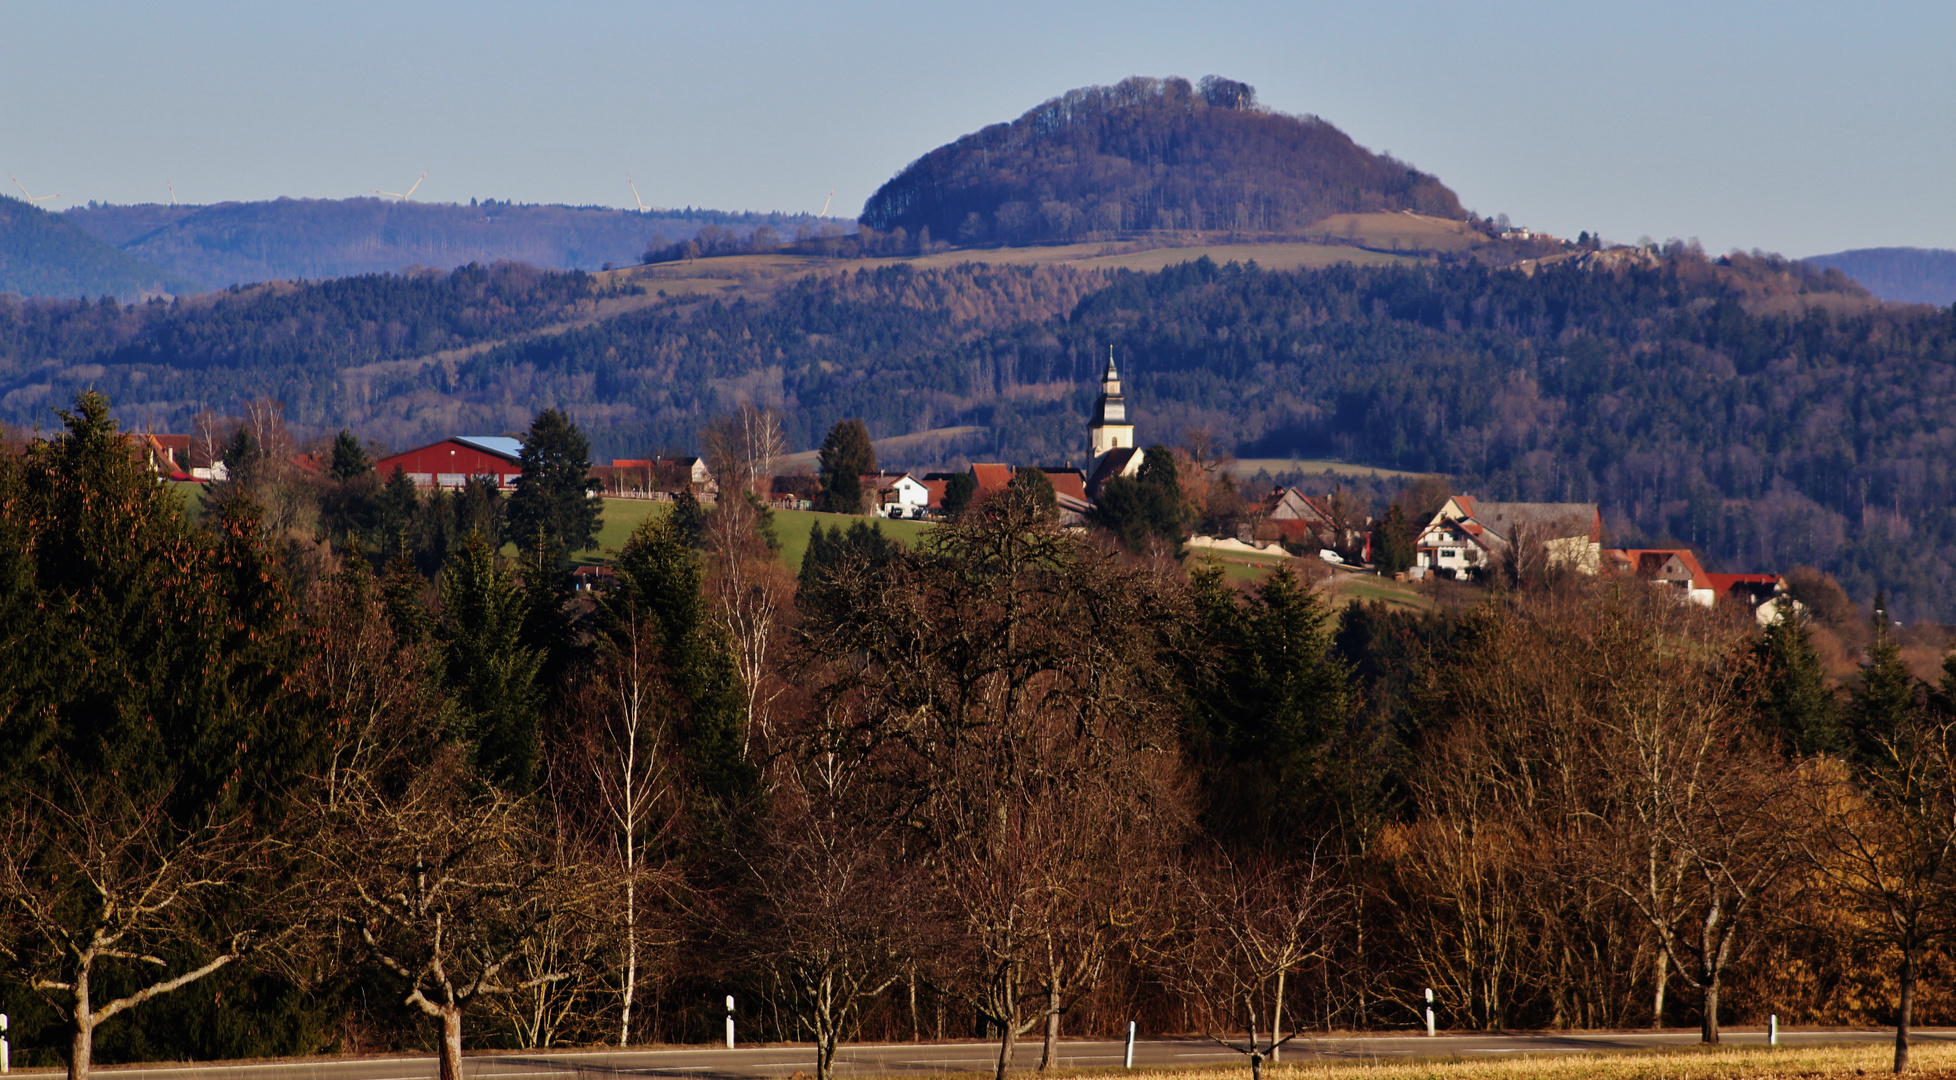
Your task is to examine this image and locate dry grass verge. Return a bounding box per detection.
[1129,1042,1946,1080]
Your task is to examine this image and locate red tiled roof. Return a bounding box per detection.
[970,463,1014,494]
[1043,470,1087,502]
[922,479,948,508]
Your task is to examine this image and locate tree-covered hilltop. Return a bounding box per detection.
[0,195,202,300]
[860,76,1466,246]
[7,250,1956,616]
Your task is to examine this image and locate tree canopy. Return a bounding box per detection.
[861,76,1464,245]
[507,409,601,555]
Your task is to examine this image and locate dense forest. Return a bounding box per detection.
[5,398,1956,1080]
[0,195,198,300]
[860,76,1466,246]
[45,198,840,294]
[3,251,1954,616]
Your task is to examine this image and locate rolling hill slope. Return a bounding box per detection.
[60,199,845,290]
[1804,247,1956,306]
[0,195,202,299]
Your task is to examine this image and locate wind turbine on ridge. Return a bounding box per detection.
[10,175,63,204]
[626,175,652,213]
[374,171,428,201]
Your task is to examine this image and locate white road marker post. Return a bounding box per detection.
[1124,1020,1136,1069]
[1425,989,1436,1037]
[1769,1015,1778,1046]
[726,995,736,1049]
[2,1011,10,1073]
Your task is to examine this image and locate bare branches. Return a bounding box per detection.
[0,773,288,1080]
[311,753,588,1080]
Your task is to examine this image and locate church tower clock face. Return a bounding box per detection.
[1088,347,1135,461]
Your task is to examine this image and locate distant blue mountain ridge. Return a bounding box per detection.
[1803,247,1956,306]
[0,197,847,299]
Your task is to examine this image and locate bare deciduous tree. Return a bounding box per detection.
[559,612,686,1047]
[1804,705,1956,1071]
[796,486,1188,1080]
[0,776,285,1080]
[704,405,793,755]
[317,754,583,1080]
[1168,847,1343,1080]
[739,757,910,1080]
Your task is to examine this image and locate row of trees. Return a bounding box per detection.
[5,394,1956,1080]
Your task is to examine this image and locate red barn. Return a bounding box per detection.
[372,436,525,489]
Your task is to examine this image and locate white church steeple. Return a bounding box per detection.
[1088,346,1134,462]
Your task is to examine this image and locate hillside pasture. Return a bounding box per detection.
[1226,457,1429,481]
[1306,211,1489,253]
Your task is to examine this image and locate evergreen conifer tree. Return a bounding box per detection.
[609,514,754,807]
[1753,607,1842,754]
[817,419,876,514]
[941,472,978,518]
[327,429,372,481]
[507,408,601,556]
[1373,502,1416,575]
[438,536,545,791]
[1181,564,1353,842]
[1092,444,1186,551]
[381,543,436,649]
[1848,595,1917,763]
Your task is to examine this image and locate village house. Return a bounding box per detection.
[1259,487,1372,560]
[1415,496,1603,578]
[865,472,931,518]
[1602,547,1786,621]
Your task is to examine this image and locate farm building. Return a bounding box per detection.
[372,436,525,489]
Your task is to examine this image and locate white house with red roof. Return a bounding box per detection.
[1416,496,1603,578]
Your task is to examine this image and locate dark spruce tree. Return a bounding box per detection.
[941,472,978,519]
[0,392,323,1074]
[507,408,601,556]
[817,418,876,514]
[1092,444,1186,551]
[1372,502,1417,576]
[1182,563,1353,844]
[1752,607,1841,755]
[438,535,545,792]
[609,513,755,814]
[327,429,372,481]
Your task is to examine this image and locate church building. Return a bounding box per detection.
[1086,348,1145,498]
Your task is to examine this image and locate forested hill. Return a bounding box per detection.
[54,198,839,293]
[860,75,1466,245]
[0,195,200,300]
[1805,246,1956,306]
[5,251,1956,617]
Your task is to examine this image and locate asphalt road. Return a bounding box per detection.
[51,1030,1955,1080]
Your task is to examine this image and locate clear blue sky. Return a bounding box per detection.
[3,0,1950,257]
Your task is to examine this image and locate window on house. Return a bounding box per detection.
[1442,548,1458,558]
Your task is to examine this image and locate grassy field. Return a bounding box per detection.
[1105,1042,1944,1080]
[1226,458,1430,482]
[1073,242,1414,272]
[1307,212,1489,254]
[600,226,1447,305]
[576,499,934,572]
